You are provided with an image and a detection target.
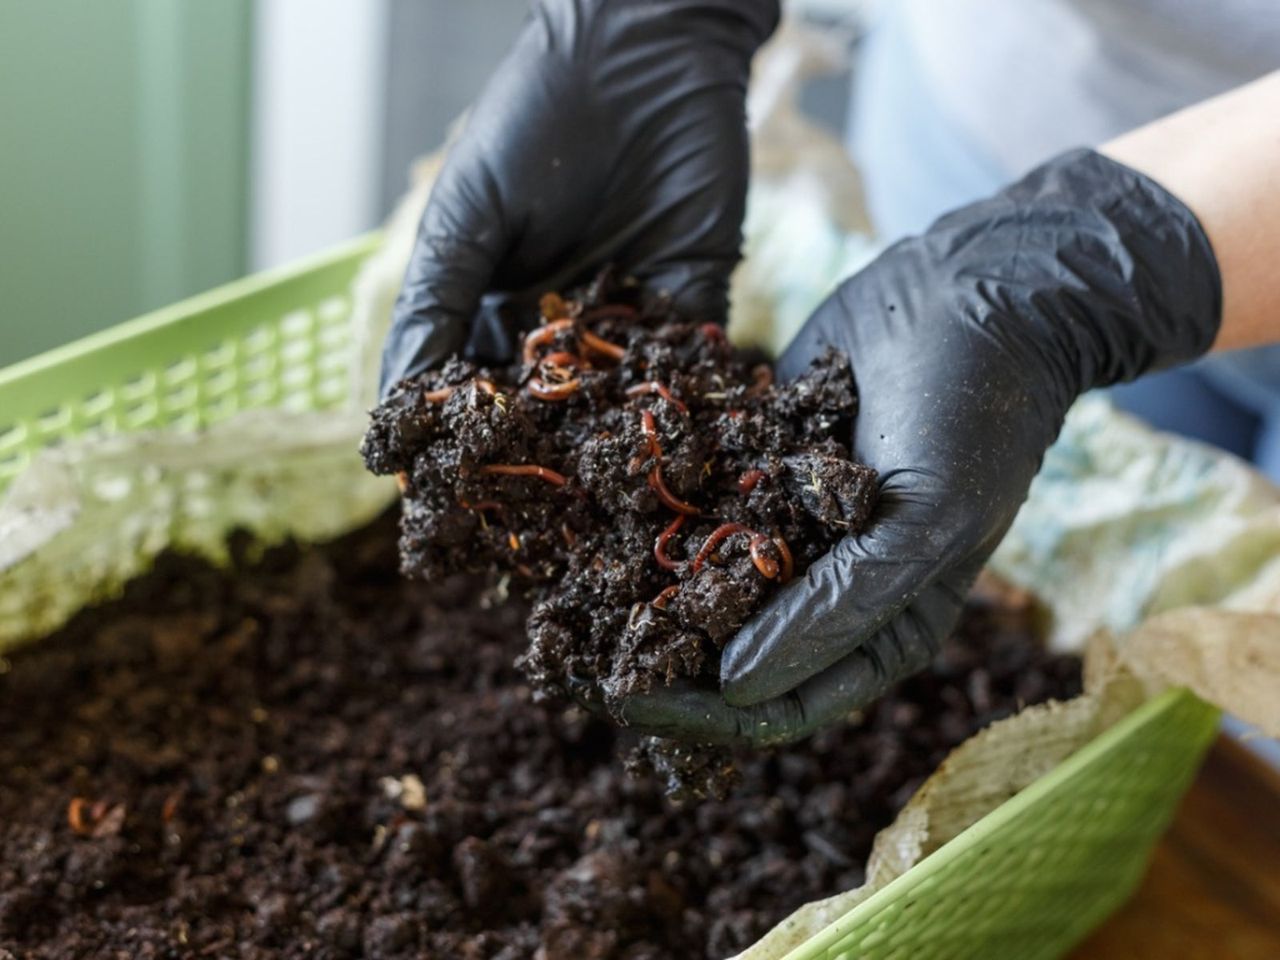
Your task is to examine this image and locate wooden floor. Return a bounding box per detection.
[1069,737,1280,959]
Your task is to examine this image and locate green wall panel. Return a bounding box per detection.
[0,0,251,365]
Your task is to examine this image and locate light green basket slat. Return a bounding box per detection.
[0,232,380,495]
[0,240,1221,958]
[785,688,1219,960]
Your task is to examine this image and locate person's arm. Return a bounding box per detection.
[1102,70,1280,352]
[617,75,1280,746]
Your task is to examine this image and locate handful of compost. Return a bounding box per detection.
[362,278,876,797]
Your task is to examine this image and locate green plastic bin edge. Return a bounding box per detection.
[0,232,380,395]
[0,232,381,495]
[781,687,1220,960]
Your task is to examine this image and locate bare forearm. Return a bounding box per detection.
[1101,71,1280,353]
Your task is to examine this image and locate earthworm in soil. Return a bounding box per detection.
[626,381,689,413]
[651,584,681,609]
[738,469,767,494]
[693,523,792,581]
[478,464,568,487]
[580,329,626,361]
[523,319,576,364]
[654,515,686,571]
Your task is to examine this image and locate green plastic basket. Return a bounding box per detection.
[0,233,379,494]
[0,238,1221,958]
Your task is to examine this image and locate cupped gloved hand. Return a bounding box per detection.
[616,149,1223,746]
[378,0,780,397]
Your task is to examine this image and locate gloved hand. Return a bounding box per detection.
[617,148,1222,745]
[378,0,780,397]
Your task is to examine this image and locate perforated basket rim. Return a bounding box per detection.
[780,686,1219,960]
[0,233,380,393]
[0,233,381,496]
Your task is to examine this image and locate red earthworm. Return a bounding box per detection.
[692,523,791,581]
[626,381,689,413]
[522,318,575,364]
[459,499,504,513]
[727,409,743,419]
[738,468,767,494]
[746,364,774,398]
[541,351,584,370]
[508,532,521,551]
[649,467,699,515]
[692,523,750,573]
[653,515,685,571]
[652,585,681,609]
[67,797,92,835]
[639,410,663,459]
[700,322,725,342]
[528,377,581,401]
[580,328,626,361]
[515,562,535,578]
[747,535,780,579]
[479,464,568,487]
[773,536,794,583]
[639,410,698,514]
[561,523,577,548]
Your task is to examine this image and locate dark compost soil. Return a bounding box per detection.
[0,514,1081,959]
[361,279,879,795]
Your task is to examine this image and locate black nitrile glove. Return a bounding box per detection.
[378,0,780,397]
[617,149,1222,746]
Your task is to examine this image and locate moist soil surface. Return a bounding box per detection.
[0,515,1081,959]
[362,280,878,796]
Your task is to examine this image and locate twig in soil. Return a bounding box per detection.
[639,411,700,515]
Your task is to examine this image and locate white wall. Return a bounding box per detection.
[249,0,389,270]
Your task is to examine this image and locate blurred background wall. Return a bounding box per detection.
[0,0,847,366]
[0,0,528,365]
[0,0,253,364]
